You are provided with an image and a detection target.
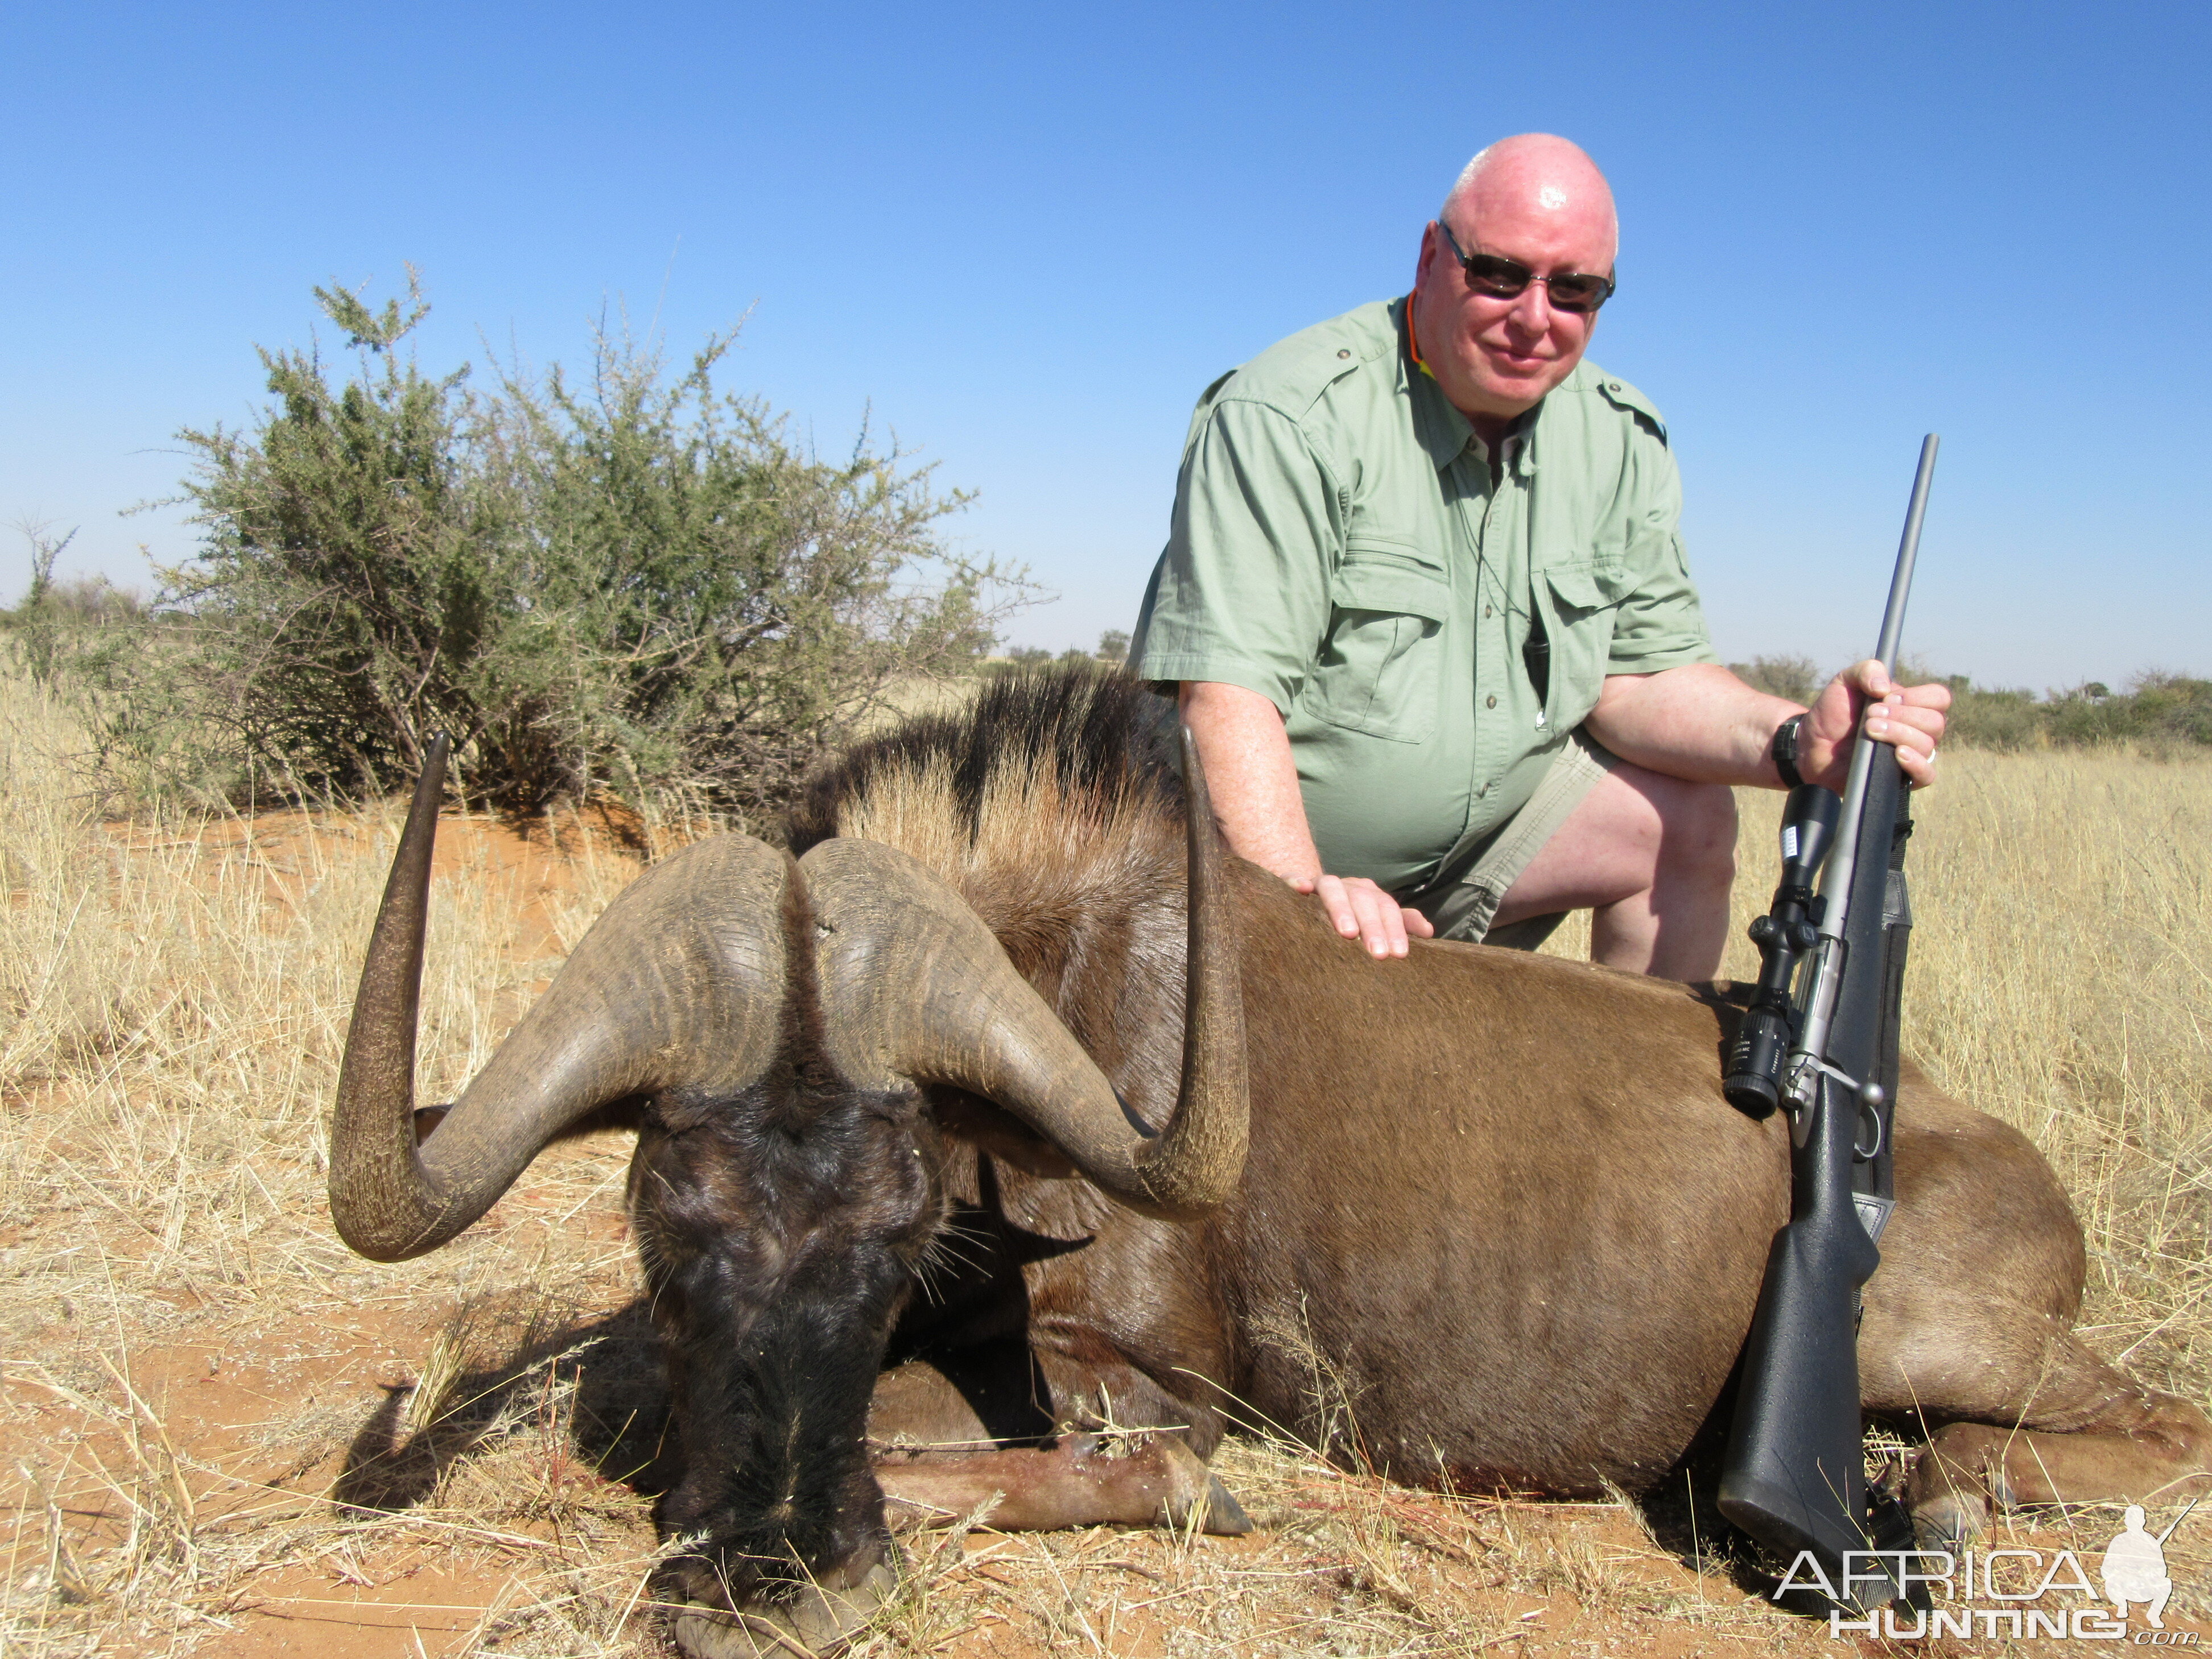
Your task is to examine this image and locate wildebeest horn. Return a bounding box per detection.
[800,728,1248,1221]
[329,738,790,1262]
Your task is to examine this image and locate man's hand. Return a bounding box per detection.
[1800,660,1951,790]
[1287,872,1436,958]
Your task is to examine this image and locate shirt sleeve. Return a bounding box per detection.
[1129,397,1340,713]
[1604,441,1719,675]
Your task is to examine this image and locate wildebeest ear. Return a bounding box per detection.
[928,1088,1080,1178]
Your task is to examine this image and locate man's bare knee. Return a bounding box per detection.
[1654,779,1736,886]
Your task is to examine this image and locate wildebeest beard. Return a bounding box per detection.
[631,1056,946,1607]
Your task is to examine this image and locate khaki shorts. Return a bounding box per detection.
[1399,729,1619,949]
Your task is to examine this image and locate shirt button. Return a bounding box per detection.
[1484,605,1493,617]
[1338,349,1351,358]
[1486,694,1498,709]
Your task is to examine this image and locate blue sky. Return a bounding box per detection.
[5,1,2207,689]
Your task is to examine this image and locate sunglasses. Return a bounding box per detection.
[1437,221,1616,315]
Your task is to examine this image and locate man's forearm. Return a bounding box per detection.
[1178,680,1434,955]
[1586,663,1797,786]
[1177,681,1324,879]
[1588,660,1949,793]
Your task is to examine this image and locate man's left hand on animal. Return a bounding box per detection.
[1130,133,1949,978]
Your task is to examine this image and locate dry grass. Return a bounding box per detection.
[0,674,663,1656]
[1544,748,2212,1398]
[4,666,2210,1656]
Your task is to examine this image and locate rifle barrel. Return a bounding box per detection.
[1873,435,1941,673]
[2156,1495,2200,1546]
[1807,435,1941,960]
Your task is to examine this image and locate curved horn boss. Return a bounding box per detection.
[330,727,1246,1257]
[328,737,791,1262]
[800,728,1249,1220]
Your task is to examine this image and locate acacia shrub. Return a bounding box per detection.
[2,524,144,690]
[2043,674,2212,754]
[1938,676,2045,752]
[155,274,1018,816]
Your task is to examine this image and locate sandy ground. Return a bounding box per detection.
[7,786,2211,1657]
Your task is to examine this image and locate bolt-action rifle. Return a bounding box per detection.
[1716,436,1941,1608]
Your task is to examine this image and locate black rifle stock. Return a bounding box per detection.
[1718,436,1938,1607]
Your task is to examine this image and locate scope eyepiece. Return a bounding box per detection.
[1723,1004,1791,1116]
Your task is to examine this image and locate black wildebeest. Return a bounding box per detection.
[329,668,2212,1656]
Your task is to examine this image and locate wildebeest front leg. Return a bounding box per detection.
[876,1436,1251,1534]
[1899,1331,2212,1544]
[1868,1091,2212,1542]
[866,1355,1251,1536]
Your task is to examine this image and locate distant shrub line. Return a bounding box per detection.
[1728,655,2212,757]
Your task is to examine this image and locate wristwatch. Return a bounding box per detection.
[1771,713,1807,790]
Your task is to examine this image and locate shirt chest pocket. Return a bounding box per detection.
[1303,549,1452,744]
[1530,561,1627,734]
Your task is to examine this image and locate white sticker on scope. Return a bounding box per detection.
[1781,826,1800,860]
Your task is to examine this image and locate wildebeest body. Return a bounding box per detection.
[866,849,2082,1499]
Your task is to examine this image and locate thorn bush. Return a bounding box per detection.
[75,270,1031,818]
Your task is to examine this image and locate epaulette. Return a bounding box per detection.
[1203,303,1393,422]
[1592,374,1669,444]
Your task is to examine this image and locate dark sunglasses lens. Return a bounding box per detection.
[1546,275,1611,313]
[1461,254,1532,298]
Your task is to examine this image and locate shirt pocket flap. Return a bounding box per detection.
[1540,562,1625,613]
[1328,566,1451,623]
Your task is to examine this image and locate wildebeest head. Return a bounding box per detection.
[326,695,1247,1626]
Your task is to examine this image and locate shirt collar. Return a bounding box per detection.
[1397,296,1474,473]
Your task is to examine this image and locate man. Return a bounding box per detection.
[1129,134,1948,980]
[2100,1505,2174,1629]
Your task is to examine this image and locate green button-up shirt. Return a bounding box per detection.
[1130,296,1717,893]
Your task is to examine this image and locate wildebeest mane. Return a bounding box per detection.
[786,664,1192,1002]
[789,666,1184,855]
[789,666,1185,868]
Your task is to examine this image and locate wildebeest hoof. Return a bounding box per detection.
[672,1559,898,1659]
[1189,1471,1254,1536]
[1154,1435,1254,1536]
[1908,1489,1990,1550]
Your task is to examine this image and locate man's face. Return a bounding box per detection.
[1410,189,1615,429]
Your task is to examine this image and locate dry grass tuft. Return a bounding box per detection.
[5,665,2210,1654]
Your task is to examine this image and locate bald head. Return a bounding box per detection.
[1443,134,1618,267]
[1410,134,1619,435]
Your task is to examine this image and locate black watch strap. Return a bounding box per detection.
[1771,713,1807,790]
